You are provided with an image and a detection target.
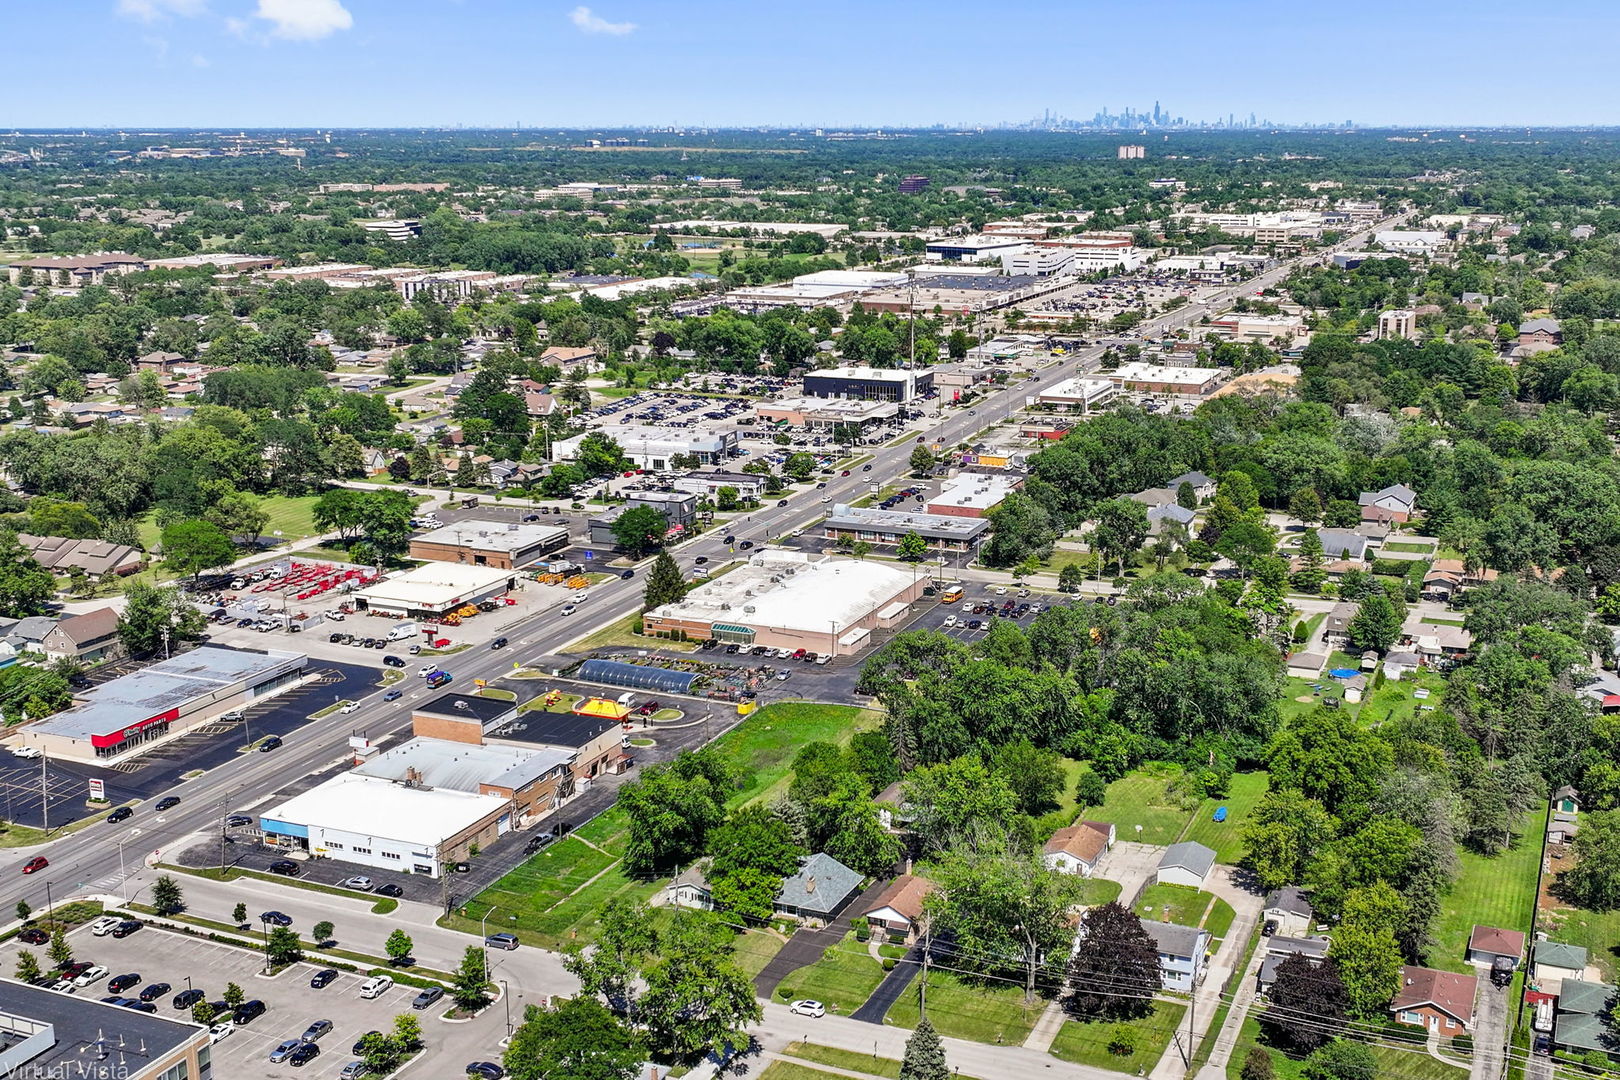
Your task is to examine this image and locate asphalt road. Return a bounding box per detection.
[10,213,1406,938]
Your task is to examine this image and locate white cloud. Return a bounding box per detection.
[142,34,171,61]
[569,6,635,35]
[192,53,211,66]
[253,0,353,40]
[224,15,249,35]
[116,0,208,21]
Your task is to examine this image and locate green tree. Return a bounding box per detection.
[222,981,245,1009]
[452,944,490,1011]
[1242,1047,1275,1080]
[0,530,56,618]
[706,805,805,922]
[990,739,1068,815]
[385,929,414,965]
[637,910,761,1063]
[232,902,248,926]
[563,898,657,1006]
[265,926,302,966]
[618,748,737,876]
[1302,1040,1377,1080]
[15,900,29,923]
[502,997,644,1080]
[14,950,40,984]
[312,920,334,945]
[192,1001,217,1027]
[642,551,686,611]
[897,532,929,561]
[1347,592,1403,654]
[159,519,235,580]
[1292,528,1327,594]
[909,444,935,476]
[1241,790,1337,890]
[982,492,1057,568]
[1058,561,1085,593]
[151,875,183,915]
[47,929,71,968]
[1326,921,1403,1019]
[357,1031,402,1075]
[1561,809,1620,910]
[391,1012,423,1053]
[576,432,628,478]
[611,506,669,557]
[1091,497,1151,577]
[1216,519,1277,577]
[902,755,1018,854]
[899,1017,950,1080]
[117,581,207,656]
[715,485,740,512]
[1288,487,1323,524]
[1075,769,1108,810]
[1176,481,1198,510]
[1066,901,1160,1019]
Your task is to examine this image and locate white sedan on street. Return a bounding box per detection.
[789,1000,825,1018]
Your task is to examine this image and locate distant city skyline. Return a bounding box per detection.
[11,0,1620,129]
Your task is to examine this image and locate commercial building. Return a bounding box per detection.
[355,218,422,242]
[926,473,1022,518]
[587,490,700,548]
[1374,229,1448,256]
[1118,144,1146,159]
[411,692,628,784]
[642,550,925,656]
[1108,362,1225,396]
[1207,313,1307,343]
[1376,309,1417,340]
[924,235,1030,264]
[802,366,933,403]
[352,563,518,617]
[1036,376,1118,412]
[353,736,576,825]
[3,253,147,286]
[754,396,898,430]
[899,175,930,193]
[822,504,991,552]
[15,646,307,764]
[262,262,371,281]
[552,426,738,471]
[673,470,769,502]
[0,976,211,1080]
[409,519,570,569]
[260,772,510,878]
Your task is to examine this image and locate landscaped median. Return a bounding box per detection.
[158,863,401,914]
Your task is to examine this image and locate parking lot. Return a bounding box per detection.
[0,921,494,1080]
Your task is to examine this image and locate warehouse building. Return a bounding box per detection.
[1108,362,1226,396]
[802,366,934,403]
[409,519,570,569]
[411,692,627,784]
[552,426,738,471]
[822,505,990,552]
[0,977,212,1080]
[352,563,518,617]
[14,646,307,763]
[354,736,576,825]
[642,550,924,656]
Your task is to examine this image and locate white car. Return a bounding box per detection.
[71,966,108,988]
[359,975,393,999]
[49,980,75,994]
[942,615,957,628]
[341,875,374,892]
[90,916,121,937]
[339,702,359,715]
[417,664,438,678]
[994,586,1007,596]
[326,612,345,622]
[814,655,830,665]
[789,999,825,1018]
[11,746,41,760]
[209,1021,235,1044]
[560,605,576,616]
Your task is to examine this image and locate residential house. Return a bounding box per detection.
[1549,812,1580,845]
[1147,504,1196,538]
[1258,936,1331,993]
[1128,487,1179,509]
[1467,925,1526,969]
[1553,980,1618,1055]
[525,392,562,418]
[863,874,937,942]
[18,535,145,579]
[1156,842,1216,888]
[541,345,601,371]
[1322,602,1359,648]
[9,616,57,653]
[135,350,187,372]
[1554,786,1581,815]
[1167,471,1217,503]
[1411,626,1473,668]
[665,863,714,910]
[1358,484,1418,524]
[1383,650,1421,681]
[39,607,123,663]
[1263,887,1315,937]
[774,852,863,923]
[1531,941,1589,994]
[1141,920,1212,992]
[1317,529,1370,561]
[1519,318,1563,352]
[1391,966,1479,1034]
[1042,820,1115,877]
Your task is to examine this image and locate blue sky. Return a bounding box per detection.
[13,0,1620,129]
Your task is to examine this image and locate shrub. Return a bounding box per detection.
[1107,1025,1138,1056]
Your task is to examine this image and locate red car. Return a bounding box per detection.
[21,856,47,875]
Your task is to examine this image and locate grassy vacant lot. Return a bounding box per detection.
[728,702,880,807]
[562,611,699,654]
[1049,1001,1187,1072]
[773,931,886,1016]
[1182,771,1270,864]
[1430,807,1547,974]
[138,493,326,551]
[1084,765,1197,846]
[1226,1015,1466,1080]
[884,969,1046,1044]
[1544,885,1620,983]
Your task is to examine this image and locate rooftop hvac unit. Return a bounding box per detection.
[744,605,756,613]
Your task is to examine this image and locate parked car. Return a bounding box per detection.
[302,1020,333,1042]
[71,966,109,988]
[288,1042,320,1066]
[225,814,254,828]
[341,876,374,892]
[310,970,338,990]
[90,916,121,937]
[209,1021,234,1044]
[267,860,300,876]
[411,987,444,1010]
[467,1063,505,1080]
[110,920,142,938]
[484,933,519,951]
[372,883,404,898]
[270,1039,303,1063]
[138,982,170,1002]
[789,999,826,1018]
[340,1062,369,1080]
[232,1000,266,1025]
[107,973,141,993]
[18,928,48,945]
[173,988,205,1010]
[358,976,393,999]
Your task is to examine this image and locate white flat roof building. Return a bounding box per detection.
[353,563,518,617]
[260,772,511,878]
[1037,376,1118,412]
[925,235,1032,263]
[552,426,737,470]
[926,473,1023,517]
[1109,362,1226,395]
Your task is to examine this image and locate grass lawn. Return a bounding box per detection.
[1084,765,1197,847]
[773,931,886,1016]
[1049,1001,1187,1073]
[562,611,699,653]
[727,702,881,807]
[783,1043,905,1079]
[1357,668,1447,728]
[1136,883,1233,944]
[730,928,788,980]
[760,1065,848,1080]
[1226,1015,1466,1080]
[1041,548,1098,575]
[1382,541,1437,553]
[884,968,1047,1045]
[1544,900,1620,983]
[517,692,582,713]
[1182,771,1271,864]
[1421,616,1466,627]
[137,493,326,551]
[1078,878,1125,906]
[1430,807,1546,974]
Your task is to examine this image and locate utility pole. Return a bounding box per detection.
[39,750,47,836]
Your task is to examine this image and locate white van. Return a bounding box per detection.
[386,622,419,642]
[359,975,393,999]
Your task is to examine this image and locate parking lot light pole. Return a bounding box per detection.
[44,881,54,919]
[501,979,511,1037]
[479,906,497,976]
[260,916,271,975]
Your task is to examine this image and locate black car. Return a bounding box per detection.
[259,736,283,752]
[411,987,444,1010]
[225,814,254,828]
[522,513,540,522]
[467,1063,505,1080]
[694,556,708,565]
[620,570,634,580]
[154,797,180,811]
[106,807,133,823]
[111,920,142,938]
[1261,919,1278,936]
[288,1042,320,1066]
[268,860,300,876]
[172,988,204,1010]
[383,655,405,668]
[310,969,338,989]
[233,999,266,1025]
[739,540,754,550]
[491,637,508,649]
[18,928,48,945]
[138,982,170,1002]
[372,883,403,898]
[107,973,141,993]
[775,499,788,507]
[329,632,343,643]
[124,1001,157,1013]
[259,911,293,926]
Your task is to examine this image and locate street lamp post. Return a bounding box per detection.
[44,881,54,920]
[260,916,271,975]
[501,978,512,1037]
[479,906,497,977]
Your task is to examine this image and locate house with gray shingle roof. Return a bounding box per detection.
[1532,941,1589,992]
[1139,920,1211,992]
[1156,842,1216,888]
[773,852,862,922]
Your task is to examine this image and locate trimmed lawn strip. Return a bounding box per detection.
[1083,765,1197,847]
[1430,806,1545,975]
[1182,771,1271,864]
[773,931,886,1016]
[1048,1001,1187,1073]
[760,1064,847,1080]
[563,611,700,654]
[1225,1014,1466,1080]
[784,1043,904,1079]
[159,862,379,904]
[883,968,1046,1045]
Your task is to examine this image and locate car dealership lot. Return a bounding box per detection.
[0,923,454,1079]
